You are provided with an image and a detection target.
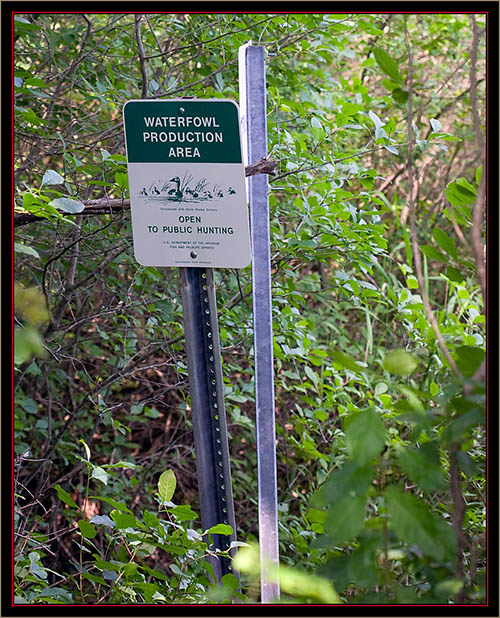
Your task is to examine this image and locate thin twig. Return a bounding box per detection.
[403,18,462,379]
[469,14,486,309]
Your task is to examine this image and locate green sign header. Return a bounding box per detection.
[123,99,242,164]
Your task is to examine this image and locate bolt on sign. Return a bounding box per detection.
[123,99,251,268]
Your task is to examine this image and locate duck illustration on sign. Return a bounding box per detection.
[137,171,237,204]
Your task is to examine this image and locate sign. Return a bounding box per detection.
[123,99,251,268]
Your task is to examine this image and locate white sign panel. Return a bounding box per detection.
[123,99,251,268]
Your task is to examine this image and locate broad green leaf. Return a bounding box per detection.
[457,451,479,476]
[48,197,85,214]
[25,77,46,88]
[331,350,363,372]
[110,510,140,530]
[14,17,41,31]
[21,108,45,126]
[384,145,399,155]
[229,543,260,575]
[169,504,197,521]
[420,244,450,264]
[139,564,168,581]
[205,523,233,535]
[18,395,38,414]
[456,177,477,194]
[392,88,409,103]
[324,495,366,545]
[278,564,341,603]
[78,519,97,539]
[82,572,106,585]
[430,118,442,132]
[397,442,445,492]
[229,540,251,550]
[446,180,476,207]
[346,538,381,588]
[344,409,386,465]
[54,484,79,509]
[93,557,126,571]
[114,171,128,191]
[342,102,361,116]
[221,573,240,590]
[454,346,485,377]
[304,365,319,385]
[434,579,464,599]
[406,275,418,289]
[41,169,64,186]
[14,325,46,365]
[368,109,384,130]
[384,349,418,376]
[385,486,456,561]
[135,582,160,604]
[446,266,464,283]
[14,242,40,258]
[158,469,176,503]
[28,552,47,579]
[143,510,161,529]
[90,514,115,528]
[373,47,403,83]
[433,228,457,260]
[90,466,109,485]
[90,496,132,513]
[311,116,322,129]
[234,543,341,603]
[306,508,327,524]
[14,283,49,326]
[323,462,373,503]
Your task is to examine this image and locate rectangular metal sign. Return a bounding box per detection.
[123,99,251,268]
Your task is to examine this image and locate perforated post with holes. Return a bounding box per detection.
[180,267,238,585]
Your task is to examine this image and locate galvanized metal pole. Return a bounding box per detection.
[180,267,238,585]
[238,42,280,603]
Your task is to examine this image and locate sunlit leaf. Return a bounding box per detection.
[373,47,403,83]
[158,469,176,503]
[48,197,85,214]
[384,349,418,376]
[41,169,64,186]
[78,520,97,539]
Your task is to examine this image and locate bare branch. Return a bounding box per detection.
[245,156,277,177]
[135,15,149,99]
[14,159,278,227]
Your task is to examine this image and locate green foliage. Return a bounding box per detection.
[157,470,177,504]
[385,486,456,563]
[234,543,341,603]
[13,11,486,605]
